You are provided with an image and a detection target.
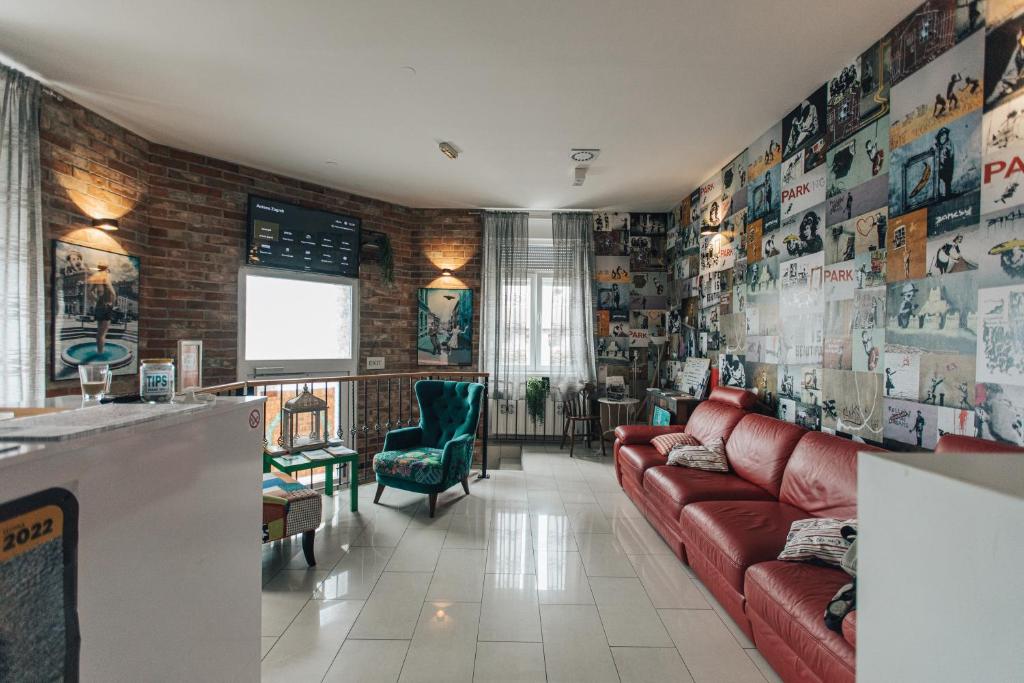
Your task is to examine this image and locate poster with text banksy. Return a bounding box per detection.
[919,352,976,407]
[782,149,827,219]
[981,97,1024,211]
[937,406,976,436]
[889,110,982,216]
[828,174,889,225]
[884,345,922,399]
[886,208,929,282]
[827,37,892,145]
[780,203,826,261]
[984,1,1024,111]
[629,213,667,235]
[975,381,1024,444]
[975,206,1024,287]
[629,234,666,270]
[630,272,667,310]
[597,282,630,322]
[884,397,938,449]
[827,117,890,196]
[748,122,783,181]
[926,222,980,276]
[822,369,885,443]
[825,208,888,264]
[779,252,826,365]
[721,151,748,202]
[594,211,629,232]
[890,30,983,150]
[976,283,1024,386]
[747,165,781,222]
[885,272,978,355]
[782,85,828,160]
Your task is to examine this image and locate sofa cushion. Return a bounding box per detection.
[779,432,885,519]
[650,431,700,455]
[777,518,856,567]
[745,561,855,683]
[680,500,808,592]
[373,447,445,485]
[706,386,759,409]
[842,611,856,649]
[666,437,729,471]
[935,434,1024,454]
[725,414,806,497]
[614,424,687,445]
[684,396,749,445]
[617,444,666,487]
[643,466,775,520]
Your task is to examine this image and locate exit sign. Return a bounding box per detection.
[367,357,385,370]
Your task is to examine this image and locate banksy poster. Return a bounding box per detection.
[748,122,784,181]
[884,346,922,400]
[629,234,666,270]
[889,30,983,150]
[919,352,976,407]
[925,223,980,276]
[853,327,884,373]
[937,406,977,436]
[594,211,629,232]
[701,194,729,230]
[825,261,858,301]
[823,335,854,371]
[597,282,631,322]
[981,97,1024,212]
[827,174,889,225]
[595,256,630,283]
[745,334,780,364]
[782,84,828,160]
[975,381,1024,445]
[698,175,723,210]
[778,253,826,366]
[827,37,892,145]
[699,233,737,275]
[721,150,748,202]
[782,149,827,218]
[885,272,978,355]
[746,256,780,302]
[889,110,981,217]
[596,337,630,365]
[609,319,630,338]
[853,287,887,329]
[976,283,1024,386]
[822,369,885,443]
[596,309,610,337]
[886,0,959,86]
[720,353,746,387]
[824,297,854,342]
[854,249,888,289]
[886,208,929,282]
[780,202,826,261]
[884,397,939,449]
[747,165,781,222]
[630,272,668,310]
[745,361,778,408]
[827,117,890,195]
[984,1,1024,111]
[594,228,629,256]
[975,206,1024,287]
[418,288,473,366]
[825,208,888,265]
[630,213,668,235]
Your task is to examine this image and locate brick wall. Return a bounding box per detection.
[40,95,481,396]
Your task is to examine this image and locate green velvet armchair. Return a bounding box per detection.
[372,380,484,517]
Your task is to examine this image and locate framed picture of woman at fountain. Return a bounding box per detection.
[52,240,140,381]
[417,288,472,366]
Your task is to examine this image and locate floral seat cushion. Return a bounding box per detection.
[373,447,445,485]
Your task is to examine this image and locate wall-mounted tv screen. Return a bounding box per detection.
[245,195,360,278]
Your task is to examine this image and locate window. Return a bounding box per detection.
[505,238,571,373]
[237,268,358,379]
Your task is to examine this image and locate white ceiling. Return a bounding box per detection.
[0,0,920,211]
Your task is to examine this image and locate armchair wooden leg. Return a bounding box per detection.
[560,418,570,449]
[569,426,576,458]
[301,530,316,566]
[374,483,385,504]
[428,493,438,518]
[461,476,470,495]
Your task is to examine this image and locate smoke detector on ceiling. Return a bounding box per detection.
[570,148,600,163]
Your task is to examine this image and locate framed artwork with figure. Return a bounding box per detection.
[417,288,472,366]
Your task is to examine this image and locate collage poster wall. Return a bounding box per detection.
[662,0,1024,449]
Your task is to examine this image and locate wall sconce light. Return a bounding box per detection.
[700,228,717,236]
[91,218,119,231]
[441,267,454,277]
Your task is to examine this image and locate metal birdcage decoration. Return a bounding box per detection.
[279,385,329,453]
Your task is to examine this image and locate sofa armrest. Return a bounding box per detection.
[442,433,475,481]
[613,424,688,445]
[383,426,423,451]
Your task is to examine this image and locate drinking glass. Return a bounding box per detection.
[79,363,111,401]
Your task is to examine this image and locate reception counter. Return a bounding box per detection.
[0,396,266,682]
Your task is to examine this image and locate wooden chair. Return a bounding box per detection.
[559,383,601,457]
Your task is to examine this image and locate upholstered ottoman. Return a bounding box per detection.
[262,472,322,566]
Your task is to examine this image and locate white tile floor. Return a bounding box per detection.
[261,443,783,682]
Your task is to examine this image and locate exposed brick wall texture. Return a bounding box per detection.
[40,95,481,397]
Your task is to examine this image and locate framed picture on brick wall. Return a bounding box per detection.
[417,288,473,366]
[51,240,140,381]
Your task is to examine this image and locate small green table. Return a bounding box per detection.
[263,445,360,512]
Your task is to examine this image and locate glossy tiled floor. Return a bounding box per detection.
[261,443,784,682]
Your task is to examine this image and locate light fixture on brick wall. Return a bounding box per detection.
[91,218,119,231]
[441,267,454,277]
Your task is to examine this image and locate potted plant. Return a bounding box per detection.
[360,231,394,285]
[526,376,550,425]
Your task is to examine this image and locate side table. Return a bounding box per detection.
[263,446,360,512]
[597,397,640,456]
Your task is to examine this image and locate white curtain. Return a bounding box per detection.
[479,211,529,400]
[0,65,44,405]
[550,212,597,393]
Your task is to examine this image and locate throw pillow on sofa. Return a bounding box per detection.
[650,432,700,455]
[666,437,728,472]
[778,518,857,567]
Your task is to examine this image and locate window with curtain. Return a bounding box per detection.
[503,239,572,373]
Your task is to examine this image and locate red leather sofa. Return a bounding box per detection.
[613,387,882,683]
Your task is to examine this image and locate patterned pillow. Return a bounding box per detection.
[666,437,729,472]
[650,432,700,456]
[778,518,857,567]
